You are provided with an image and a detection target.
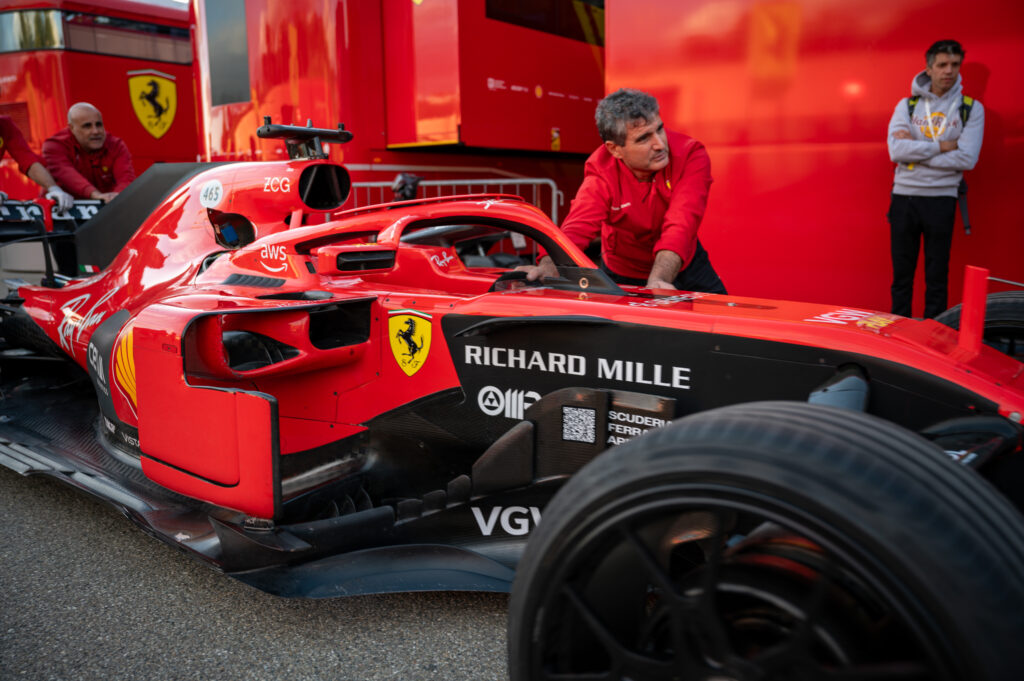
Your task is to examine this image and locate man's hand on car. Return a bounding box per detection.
[45,185,75,212]
[517,255,558,282]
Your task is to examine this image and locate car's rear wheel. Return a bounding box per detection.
[0,307,65,356]
[508,401,1024,681]
[936,290,1024,361]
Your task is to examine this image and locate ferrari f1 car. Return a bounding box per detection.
[2,122,1023,680]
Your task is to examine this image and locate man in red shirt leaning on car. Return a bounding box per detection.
[42,102,135,203]
[0,115,74,211]
[524,88,726,293]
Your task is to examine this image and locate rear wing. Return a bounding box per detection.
[0,199,101,283]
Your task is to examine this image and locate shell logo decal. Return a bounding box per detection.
[114,329,137,409]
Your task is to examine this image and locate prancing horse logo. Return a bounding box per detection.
[139,80,169,122]
[388,310,432,376]
[127,69,177,139]
[396,318,422,359]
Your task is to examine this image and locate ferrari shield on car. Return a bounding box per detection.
[1,122,1022,680]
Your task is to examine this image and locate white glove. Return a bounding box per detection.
[46,185,74,213]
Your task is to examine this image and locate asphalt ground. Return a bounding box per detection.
[0,467,509,681]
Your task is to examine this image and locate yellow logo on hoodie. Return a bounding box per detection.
[920,112,948,140]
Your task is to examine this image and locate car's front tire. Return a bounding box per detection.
[508,401,1024,681]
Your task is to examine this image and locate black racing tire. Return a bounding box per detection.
[508,401,1024,681]
[935,290,1024,361]
[1,307,65,357]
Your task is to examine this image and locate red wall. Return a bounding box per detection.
[379,0,605,153]
[455,0,605,154]
[607,0,1024,314]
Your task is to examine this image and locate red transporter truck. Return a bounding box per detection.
[189,0,605,222]
[0,0,198,199]
[606,0,1024,314]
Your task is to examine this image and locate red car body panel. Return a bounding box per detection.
[12,155,1024,520]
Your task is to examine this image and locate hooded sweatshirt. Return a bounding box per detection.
[560,130,712,279]
[887,70,984,197]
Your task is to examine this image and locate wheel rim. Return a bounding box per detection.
[525,485,956,681]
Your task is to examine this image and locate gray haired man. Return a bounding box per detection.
[525,88,725,293]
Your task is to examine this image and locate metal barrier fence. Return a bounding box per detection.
[349,178,565,223]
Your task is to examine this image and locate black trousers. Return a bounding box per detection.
[888,194,957,319]
[601,240,727,294]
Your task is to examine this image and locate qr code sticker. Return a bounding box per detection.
[562,406,596,443]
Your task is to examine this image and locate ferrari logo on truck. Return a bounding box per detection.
[389,310,432,376]
[127,69,177,139]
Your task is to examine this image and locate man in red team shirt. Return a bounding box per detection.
[42,102,135,203]
[525,89,725,292]
[0,116,74,211]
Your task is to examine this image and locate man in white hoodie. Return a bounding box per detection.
[887,39,984,318]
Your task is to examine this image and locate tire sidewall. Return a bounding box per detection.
[509,405,1024,680]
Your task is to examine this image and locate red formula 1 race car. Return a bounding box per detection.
[1,123,1023,680]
